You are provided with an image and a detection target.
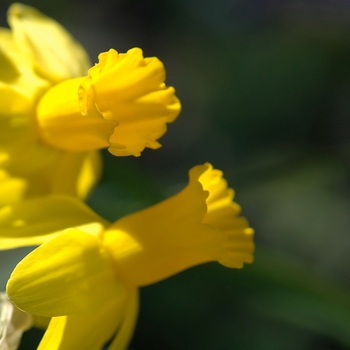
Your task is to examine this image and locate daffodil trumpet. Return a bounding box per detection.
[37,48,181,157]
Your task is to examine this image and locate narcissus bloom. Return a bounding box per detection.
[9,3,180,158]
[1,3,180,200]
[7,163,254,350]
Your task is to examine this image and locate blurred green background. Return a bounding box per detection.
[2,0,350,349]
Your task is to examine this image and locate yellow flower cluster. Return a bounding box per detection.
[0,3,254,350]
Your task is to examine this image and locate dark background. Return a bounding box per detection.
[1,1,350,349]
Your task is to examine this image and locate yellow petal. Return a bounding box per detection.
[0,28,33,114]
[36,288,138,350]
[37,293,128,350]
[0,28,48,115]
[0,28,19,81]
[0,195,108,249]
[0,170,27,206]
[108,289,139,350]
[8,3,90,83]
[0,113,54,175]
[0,83,33,116]
[0,123,62,199]
[7,228,128,317]
[51,150,102,199]
[104,163,254,287]
[0,113,100,199]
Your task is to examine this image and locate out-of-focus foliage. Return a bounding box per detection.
[1,0,350,349]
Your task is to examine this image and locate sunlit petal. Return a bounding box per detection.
[7,228,128,317]
[8,3,90,83]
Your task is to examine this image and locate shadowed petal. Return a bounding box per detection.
[0,196,108,249]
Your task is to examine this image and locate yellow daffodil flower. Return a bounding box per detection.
[1,3,180,200]
[4,3,180,157]
[6,163,254,350]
